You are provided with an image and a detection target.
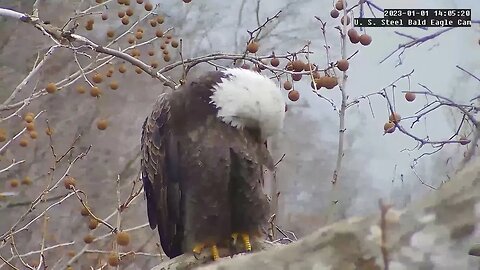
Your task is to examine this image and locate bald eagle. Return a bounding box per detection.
[141,68,285,260]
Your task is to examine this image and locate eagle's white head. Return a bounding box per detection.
[210,68,285,139]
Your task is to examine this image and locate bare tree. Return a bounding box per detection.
[0,0,478,269]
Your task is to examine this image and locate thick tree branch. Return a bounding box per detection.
[151,159,480,269]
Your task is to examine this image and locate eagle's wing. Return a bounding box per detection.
[141,93,182,258]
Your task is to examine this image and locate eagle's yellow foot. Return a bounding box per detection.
[210,244,219,261]
[193,243,220,261]
[231,232,252,252]
[192,243,205,258]
[240,233,252,252]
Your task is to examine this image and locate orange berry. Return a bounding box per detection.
[340,15,350,25]
[405,92,416,102]
[127,35,135,44]
[80,206,90,216]
[85,23,93,31]
[156,16,164,24]
[25,122,35,131]
[291,60,305,72]
[76,85,86,94]
[90,86,101,97]
[389,112,401,123]
[88,218,99,230]
[144,2,153,11]
[336,59,349,71]
[324,76,338,89]
[292,73,302,81]
[150,61,159,68]
[116,231,131,246]
[107,253,120,266]
[9,179,19,188]
[130,48,140,57]
[315,76,328,88]
[109,81,119,90]
[21,176,32,186]
[118,65,127,74]
[330,9,339,18]
[270,58,280,67]
[106,30,115,38]
[288,90,300,101]
[96,119,108,130]
[0,130,6,142]
[359,34,372,46]
[64,176,76,190]
[24,114,34,123]
[335,1,344,10]
[29,131,38,139]
[155,29,164,38]
[45,82,57,94]
[384,121,395,133]
[171,39,179,48]
[247,41,259,53]
[92,73,103,84]
[83,234,94,244]
[19,137,28,147]
[348,28,360,44]
[125,7,134,16]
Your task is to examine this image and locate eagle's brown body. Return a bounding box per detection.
[141,70,278,258]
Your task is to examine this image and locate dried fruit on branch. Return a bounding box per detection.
[389,112,401,123]
[64,176,77,190]
[336,59,349,71]
[383,121,395,133]
[404,92,416,102]
[116,231,131,246]
[359,34,372,46]
[247,41,259,53]
[46,82,57,94]
[288,90,300,101]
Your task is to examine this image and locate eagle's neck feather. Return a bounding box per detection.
[209,68,285,138]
